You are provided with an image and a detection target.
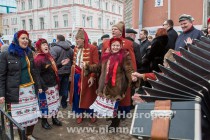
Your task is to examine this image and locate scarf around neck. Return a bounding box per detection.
[102,49,126,86]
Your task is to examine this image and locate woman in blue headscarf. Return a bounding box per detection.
[0,30,42,140]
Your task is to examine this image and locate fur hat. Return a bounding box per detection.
[75,28,89,48]
[75,29,85,40]
[112,21,125,38]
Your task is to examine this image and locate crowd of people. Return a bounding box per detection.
[0,13,209,140]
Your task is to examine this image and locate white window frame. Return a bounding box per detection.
[29,19,33,30]
[63,14,68,27]
[89,16,93,28]
[105,2,108,10]
[112,4,115,13]
[22,20,26,30]
[98,17,102,29]
[53,0,58,6]
[40,17,44,29]
[39,0,44,8]
[106,19,109,29]
[54,15,59,28]
[21,1,25,10]
[28,0,33,9]
[82,15,86,27]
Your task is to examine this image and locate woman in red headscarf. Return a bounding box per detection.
[84,37,138,126]
[34,38,69,129]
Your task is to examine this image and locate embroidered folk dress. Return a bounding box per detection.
[86,51,135,117]
[35,56,60,118]
[7,56,41,127]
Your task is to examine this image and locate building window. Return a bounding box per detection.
[22,20,26,30]
[4,19,9,25]
[54,0,58,6]
[89,0,92,6]
[88,16,93,28]
[13,28,18,34]
[112,5,115,13]
[3,19,6,25]
[106,19,109,29]
[105,2,108,10]
[98,17,102,29]
[97,0,101,9]
[11,18,17,25]
[40,17,44,29]
[118,6,121,14]
[82,15,86,27]
[28,0,33,9]
[113,19,116,25]
[82,0,85,4]
[29,19,33,30]
[54,16,59,28]
[39,0,44,8]
[21,2,25,10]
[62,0,68,4]
[63,14,68,27]
[4,29,9,35]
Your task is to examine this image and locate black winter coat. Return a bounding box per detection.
[0,51,41,103]
[125,37,142,70]
[35,56,62,91]
[166,27,178,50]
[142,35,168,72]
[139,39,151,58]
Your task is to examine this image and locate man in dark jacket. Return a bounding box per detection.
[98,34,110,51]
[138,29,151,59]
[138,29,151,73]
[163,19,178,50]
[175,14,204,51]
[98,34,110,60]
[125,28,142,71]
[50,35,73,108]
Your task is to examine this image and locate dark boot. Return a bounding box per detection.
[108,117,120,132]
[25,125,37,140]
[41,118,52,129]
[52,117,62,126]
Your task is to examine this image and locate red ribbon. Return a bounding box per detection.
[111,62,119,86]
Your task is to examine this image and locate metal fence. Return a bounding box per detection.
[0,108,26,140]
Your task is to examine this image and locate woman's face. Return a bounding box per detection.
[18,34,29,49]
[40,43,49,53]
[111,41,121,53]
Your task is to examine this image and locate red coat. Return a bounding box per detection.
[102,37,137,106]
[69,44,99,109]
